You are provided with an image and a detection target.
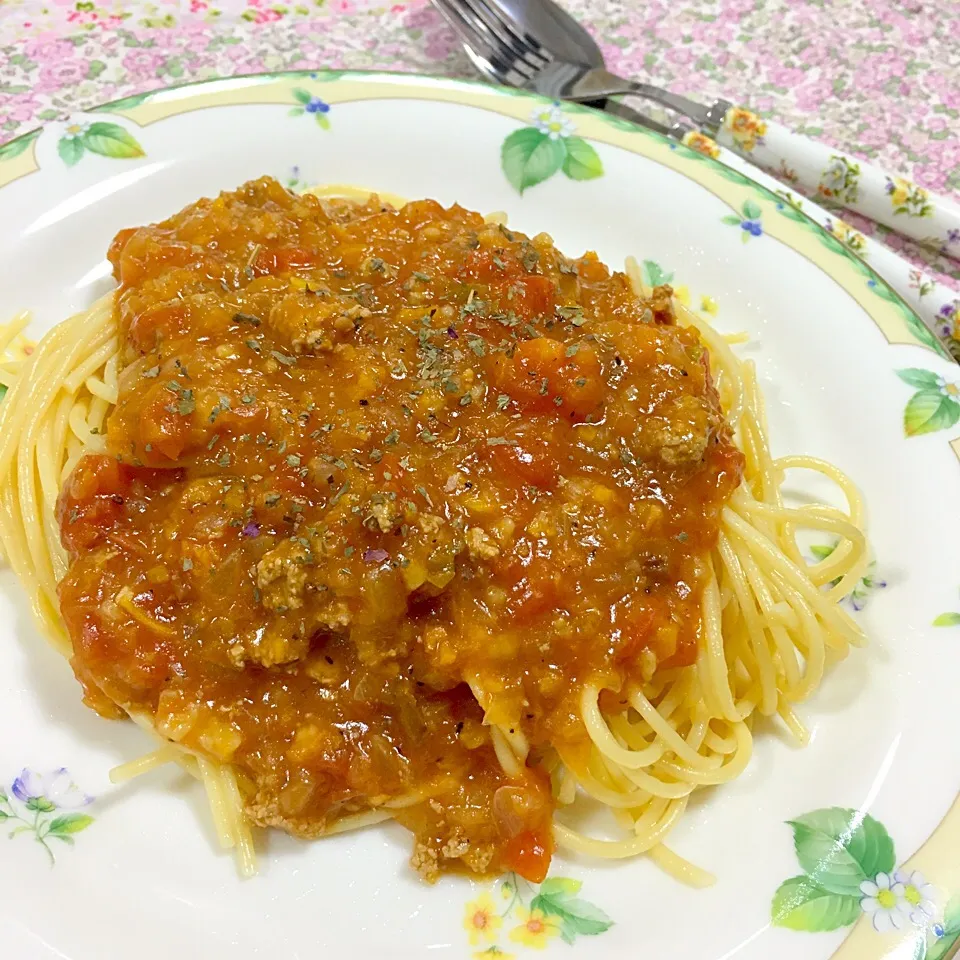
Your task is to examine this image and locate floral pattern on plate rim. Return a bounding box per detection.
[55,118,143,166]
[771,807,960,960]
[289,87,331,129]
[1,768,95,864]
[721,198,764,241]
[500,103,603,195]
[895,369,960,437]
[464,873,613,956]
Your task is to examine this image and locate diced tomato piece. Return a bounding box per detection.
[576,252,610,283]
[489,436,559,491]
[489,338,605,418]
[507,275,555,320]
[126,301,189,353]
[135,388,192,461]
[498,555,562,622]
[63,453,130,502]
[459,249,519,284]
[501,826,553,883]
[57,454,133,554]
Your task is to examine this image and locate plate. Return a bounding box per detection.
[1,71,959,960]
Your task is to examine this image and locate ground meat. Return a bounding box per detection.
[634,394,712,465]
[256,538,312,611]
[411,842,440,882]
[369,498,402,533]
[418,513,445,535]
[465,526,499,560]
[268,289,371,353]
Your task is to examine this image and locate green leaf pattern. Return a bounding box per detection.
[772,807,891,932]
[55,120,144,167]
[896,368,960,436]
[933,586,960,627]
[530,882,614,945]
[0,128,40,162]
[772,875,862,931]
[788,808,895,896]
[933,611,960,627]
[641,259,674,287]
[501,103,604,194]
[771,806,957,954]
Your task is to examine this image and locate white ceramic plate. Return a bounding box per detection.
[1,71,959,960]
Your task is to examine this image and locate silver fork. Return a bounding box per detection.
[432,0,731,137]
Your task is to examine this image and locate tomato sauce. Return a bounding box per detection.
[57,178,742,880]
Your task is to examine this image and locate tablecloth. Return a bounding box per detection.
[1,0,958,295]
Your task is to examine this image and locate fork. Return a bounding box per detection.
[433,0,960,265]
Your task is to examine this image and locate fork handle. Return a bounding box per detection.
[711,104,960,260]
[597,66,960,259]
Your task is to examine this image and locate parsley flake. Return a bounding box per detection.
[233,312,261,326]
[557,305,585,325]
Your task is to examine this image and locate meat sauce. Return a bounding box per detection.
[57,178,742,881]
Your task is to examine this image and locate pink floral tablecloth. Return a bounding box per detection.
[1,0,958,292]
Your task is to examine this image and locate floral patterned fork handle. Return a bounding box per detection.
[668,118,960,358]
[713,106,960,262]
[598,98,960,356]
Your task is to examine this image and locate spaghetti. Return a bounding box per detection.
[0,179,868,884]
